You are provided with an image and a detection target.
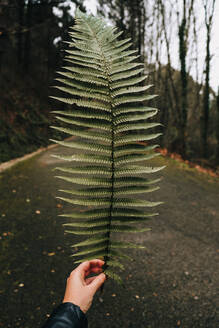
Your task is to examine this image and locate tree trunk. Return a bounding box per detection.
[200,0,216,158]
[17,0,25,66]
[216,89,219,163]
[178,1,187,158]
[201,26,210,158]
[23,0,33,73]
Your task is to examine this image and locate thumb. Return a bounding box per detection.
[89,273,106,294]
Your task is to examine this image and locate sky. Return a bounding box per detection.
[58,0,219,92]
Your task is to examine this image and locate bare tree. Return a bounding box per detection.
[178,0,194,157]
[200,0,216,158]
[17,0,25,65]
[216,88,219,163]
[23,0,33,73]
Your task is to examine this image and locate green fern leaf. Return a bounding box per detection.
[72,237,109,248]
[50,126,111,143]
[115,105,157,115]
[60,188,111,198]
[111,75,147,89]
[115,165,166,176]
[56,70,108,86]
[115,122,161,133]
[112,85,152,97]
[55,166,111,176]
[107,260,125,270]
[115,133,162,144]
[104,269,123,285]
[53,154,111,165]
[51,9,164,284]
[52,109,111,121]
[50,139,111,154]
[111,68,144,81]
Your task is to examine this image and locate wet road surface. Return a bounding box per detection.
[0,146,218,328]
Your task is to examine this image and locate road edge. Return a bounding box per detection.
[0,143,58,173]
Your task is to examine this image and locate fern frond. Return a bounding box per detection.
[72,237,109,247]
[115,133,162,144]
[60,188,111,197]
[114,153,160,165]
[52,109,111,121]
[54,79,108,95]
[114,110,157,124]
[111,68,144,81]
[107,260,125,270]
[60,208,110,219]
[53,154,111,165]
[54,85,110,103]
[55,166,111,176]
[56,70,108,86]
[115,105,157,115]
[110,63,143,75]
[51,9,164,284]
[115,122,161,133]
[63,48,101,60]
[65,221,109,228]
[50,139,111,154]
[115,165,166,176]
[112,85,153,97]
[71,246,107,257]
[64,58,102,71]
[56,176,111,186]
[104,270,123,285]
[111,75,147,89]
[114,185,160,195]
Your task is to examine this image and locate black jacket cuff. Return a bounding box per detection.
[42,302,88,328]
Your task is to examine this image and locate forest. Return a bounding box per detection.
[0,0,218,169]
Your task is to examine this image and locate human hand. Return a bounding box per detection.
[63,259,106,313]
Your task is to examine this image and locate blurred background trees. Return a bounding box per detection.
[0,0,218,168]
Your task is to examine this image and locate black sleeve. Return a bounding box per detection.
[42,302,88,328]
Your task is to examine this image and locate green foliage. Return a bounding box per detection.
[51,10,163,283]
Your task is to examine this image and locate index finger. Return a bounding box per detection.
[76,259,105,278]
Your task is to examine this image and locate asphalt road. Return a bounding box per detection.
[0,145,218,328]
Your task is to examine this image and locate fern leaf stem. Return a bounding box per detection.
[82,17,115,271]
[100,48,115,271]
[105,91,115,270]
